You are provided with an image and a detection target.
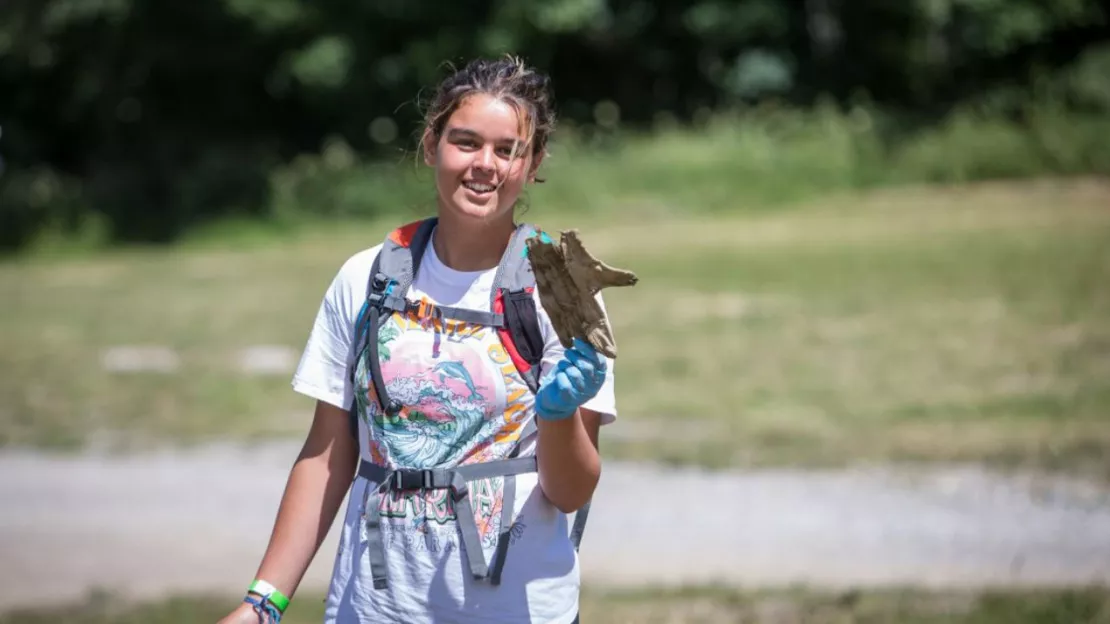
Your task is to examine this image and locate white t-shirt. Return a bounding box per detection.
[291,228,617,624]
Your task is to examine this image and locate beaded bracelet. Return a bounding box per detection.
[243,594,283,623]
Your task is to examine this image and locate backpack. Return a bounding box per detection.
[347,217,592,590]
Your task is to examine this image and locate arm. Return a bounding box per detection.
[219,400,358,622]
[532,334,612,514]
[251,400,358,594]
[537,407,603,513]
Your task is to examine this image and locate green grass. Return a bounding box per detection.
[3,586,1109,623]
[2,178,1108,478]
[599,180,1110,476]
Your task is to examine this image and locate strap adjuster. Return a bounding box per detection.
[368,274,397,310]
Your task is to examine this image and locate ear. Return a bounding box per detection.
[527,151,545,182]
[422,131,437,166]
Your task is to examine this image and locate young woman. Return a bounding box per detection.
[218,56,617,624]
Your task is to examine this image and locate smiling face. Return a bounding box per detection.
[423,93,543,224]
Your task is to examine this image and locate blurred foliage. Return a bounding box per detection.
[0,0,1107,251]
[257,99,1110,228]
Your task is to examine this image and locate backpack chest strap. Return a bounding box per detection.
[357,456,537,489]
[372,294,506,329]
[358,456,538,589]
[411,300,506,328]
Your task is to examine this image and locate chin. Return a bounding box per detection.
[446,191,510,222]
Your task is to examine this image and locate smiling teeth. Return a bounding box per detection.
[465,182,495,193]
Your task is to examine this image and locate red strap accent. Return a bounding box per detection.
[388,220,425,248]
[493,289,533,378]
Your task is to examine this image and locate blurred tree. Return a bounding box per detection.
[0,0,1105,250]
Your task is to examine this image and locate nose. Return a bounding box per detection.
[473,146,496,172]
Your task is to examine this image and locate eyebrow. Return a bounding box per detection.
[445,127,522,144]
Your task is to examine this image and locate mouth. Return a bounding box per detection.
[462,180,497,196]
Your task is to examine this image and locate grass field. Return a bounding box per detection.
[3,585,1109,624]
[2,178,1108,477]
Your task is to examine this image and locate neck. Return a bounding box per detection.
[432,213,517,272]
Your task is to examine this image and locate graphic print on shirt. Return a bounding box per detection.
[353,302,536,549]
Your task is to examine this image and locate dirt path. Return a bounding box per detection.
[2,442,1109,612]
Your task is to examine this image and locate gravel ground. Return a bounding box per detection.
[2,442,1109,612]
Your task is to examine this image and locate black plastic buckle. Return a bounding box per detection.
[370,273,391,293]
[368,274,395,310]
[391,469,434,491]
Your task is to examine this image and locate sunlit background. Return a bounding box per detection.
[2,1,1109,622]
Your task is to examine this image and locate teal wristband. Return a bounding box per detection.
[248,579,290,612]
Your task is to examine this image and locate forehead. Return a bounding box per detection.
[445,94,528,140]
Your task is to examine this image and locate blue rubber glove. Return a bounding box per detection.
[535,337,608,421]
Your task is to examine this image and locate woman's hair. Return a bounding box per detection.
[420,55,556,176]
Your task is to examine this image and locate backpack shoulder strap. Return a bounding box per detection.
[490,223,549,394]
[488,225,595,579]
[348,218,438,437]
[377,217,438,302]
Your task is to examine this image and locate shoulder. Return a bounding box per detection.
[320,243,385,317]
[331,218,437,296]
[334,243,384,290]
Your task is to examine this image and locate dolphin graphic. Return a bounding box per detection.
[432,361,483,400]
